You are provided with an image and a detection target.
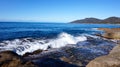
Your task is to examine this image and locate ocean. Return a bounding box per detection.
[0,22,120,55]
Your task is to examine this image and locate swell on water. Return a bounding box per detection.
[0,32,87,55]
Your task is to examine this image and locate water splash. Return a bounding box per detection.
[0,32,87,55]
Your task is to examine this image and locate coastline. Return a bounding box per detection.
[87,28,120,67]
[0,25,120,67]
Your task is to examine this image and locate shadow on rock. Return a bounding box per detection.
[33,58,82,67]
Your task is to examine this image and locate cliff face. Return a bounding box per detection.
[71,17,120,24]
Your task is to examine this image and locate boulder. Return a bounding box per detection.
[98,28,120,32]
[0,51,36,67]
[103,32,120,39]
[98,28,120,39]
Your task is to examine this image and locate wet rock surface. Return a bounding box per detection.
[0,51,82,67]
[86,44,120,67]
[23,49,43,57]
[33,58,80,67]
[86,28,120,67]
[0,34,118,67]
[24,36,116,67]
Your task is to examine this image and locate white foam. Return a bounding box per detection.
[0,32,87,55]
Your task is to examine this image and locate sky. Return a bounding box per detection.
[0,0,120,22]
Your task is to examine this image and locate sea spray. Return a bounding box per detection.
[0,32,87,55]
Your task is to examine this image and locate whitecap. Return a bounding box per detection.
[0,32,87,55]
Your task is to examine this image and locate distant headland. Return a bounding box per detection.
[71,17,120,24]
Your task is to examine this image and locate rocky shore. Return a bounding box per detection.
[0,50,79,67]
[87,28,120,67]
[0,28,120,67]
[86,44,120,67]
[98,28,120,39]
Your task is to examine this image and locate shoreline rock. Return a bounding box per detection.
[98,28,120,39]
[23,49,43,57]
[87,28,120,67]
[86,44,120,67]
[0,51,36,67]
[0,50,81,67]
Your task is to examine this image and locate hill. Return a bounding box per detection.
[71,17,120,24]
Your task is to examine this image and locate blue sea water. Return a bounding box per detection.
[0,22,120,41]
[0,22,120,55]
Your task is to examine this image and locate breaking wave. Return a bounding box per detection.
[0,32,87,55]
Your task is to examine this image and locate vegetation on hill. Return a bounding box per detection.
[71,17,120,24]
